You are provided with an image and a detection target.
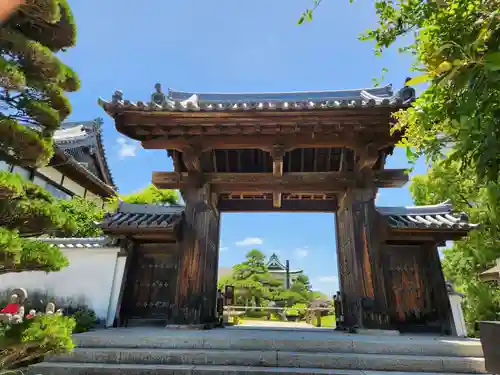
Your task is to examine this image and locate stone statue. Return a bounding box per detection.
[151,83,166,105]
[45,302,56,315]
[111,90,123,104]
[398,77,416,104]
[0,288,27,323]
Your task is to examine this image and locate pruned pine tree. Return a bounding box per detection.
[0,0,80,275]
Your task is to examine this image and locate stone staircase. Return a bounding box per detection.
[29,327,488,375]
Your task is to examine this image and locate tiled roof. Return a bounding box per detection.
[100,202,184,232]
[98,84,415,114]
[377,200,479,231]
[53,120,116,190]
[35,237,117,249]
[267,253,286,270]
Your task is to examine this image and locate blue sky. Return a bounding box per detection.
[63,0,428,296]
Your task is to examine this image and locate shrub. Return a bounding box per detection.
[0,304,75,371]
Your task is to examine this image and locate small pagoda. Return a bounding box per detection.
[98,83,478,333]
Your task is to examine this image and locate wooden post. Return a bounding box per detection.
[172,184,220,326]
[336,188,389,330]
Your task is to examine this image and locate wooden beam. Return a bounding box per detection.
[141,134,396,152]
[123,107,397,124]
[270,145,285,208]
[152,169,408,191]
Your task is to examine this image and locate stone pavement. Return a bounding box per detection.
[238,319,315,329]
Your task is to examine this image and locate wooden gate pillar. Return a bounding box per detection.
[172,184,221,326]
[336,188,389,330]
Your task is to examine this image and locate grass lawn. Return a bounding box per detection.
[312,314,336,327]
[241,315,281,321]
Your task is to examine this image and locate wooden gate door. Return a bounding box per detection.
[124,245,178,323]
[384,246,427,329]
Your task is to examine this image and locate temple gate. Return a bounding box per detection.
[99,84,477,333]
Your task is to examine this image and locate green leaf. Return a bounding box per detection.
[297,16,305,25]
[405,74,432,86]
[484,52,500,71]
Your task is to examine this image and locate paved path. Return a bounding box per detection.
[239,319,315,329]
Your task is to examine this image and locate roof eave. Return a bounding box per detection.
[51,147,117,198]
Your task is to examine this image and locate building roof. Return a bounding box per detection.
[35,237,118,249]
[266,253,302,273]
[98,84,415,114]
[52,119,116,196]
[377,200,479,231]
[100,201,184,233]
[267,253,287,270]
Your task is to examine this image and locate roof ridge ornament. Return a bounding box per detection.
[396,77,416,104]
[152,83,166,106]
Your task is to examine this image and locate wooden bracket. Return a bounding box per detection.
[357,143,380,171]
[182,145,202,172]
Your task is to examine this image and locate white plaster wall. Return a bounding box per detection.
[0,247,122,322]
[449,294,467,337]
[62,176,85,196]
[37,166,63,184]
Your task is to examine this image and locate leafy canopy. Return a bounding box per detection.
[300,0,500,189]
[219,250,319,308]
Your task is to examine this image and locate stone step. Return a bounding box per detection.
[27,363,491,375]
[74,332,484,358]
[46,348,486,373]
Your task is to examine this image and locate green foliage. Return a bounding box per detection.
[0,0,79,166]
[0,172,105,275]
[365,0,500,189]
[219,250,322,309]
[68,307,96,334]
[107,184,179,210]
[0,0,80,370]
[57,196,104,237]
[300,0,500,192]
[0,313,75,371]
[410,160,500,334]
[0,290,97,334]
[0,227,69,275]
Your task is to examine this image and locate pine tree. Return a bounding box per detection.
[0,0,80,275]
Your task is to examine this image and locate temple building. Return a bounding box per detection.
[1,84,478,335]
[266,253,303,288]
[0,119,116,205]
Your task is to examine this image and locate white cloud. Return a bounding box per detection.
[220,247,229,252]
[318,275,338,283]
[235,237,263,246]
[294,247,309,258]
[116,137,138,159]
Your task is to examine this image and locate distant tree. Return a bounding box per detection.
[107,184,179,209]
[58,197,104,238]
